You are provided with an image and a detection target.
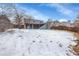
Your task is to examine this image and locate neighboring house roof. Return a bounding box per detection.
[0,15,13,32]
[0,15,11,22]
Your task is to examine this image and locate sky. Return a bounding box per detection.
[1,3,79,22]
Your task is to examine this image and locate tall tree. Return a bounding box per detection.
[0,3,34,29]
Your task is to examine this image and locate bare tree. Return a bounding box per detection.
[0,3,15,16]
[0,3,26,28]
[0,3,34,29]
[13,4,35,29]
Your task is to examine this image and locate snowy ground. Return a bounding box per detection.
[0,29,76,56]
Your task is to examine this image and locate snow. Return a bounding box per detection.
[0,29,76,56]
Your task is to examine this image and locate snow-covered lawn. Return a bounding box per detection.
[0,29,76,56]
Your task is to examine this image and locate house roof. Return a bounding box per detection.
[0,15,10,22]
[13,18,44,25]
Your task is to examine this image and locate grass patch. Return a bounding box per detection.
[72,32,79,55]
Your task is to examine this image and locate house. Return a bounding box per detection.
[0,15,13,32]
[13,18,44,29]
